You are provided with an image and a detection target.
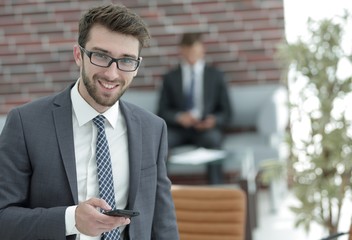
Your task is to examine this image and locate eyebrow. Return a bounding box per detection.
[90,46,138,59]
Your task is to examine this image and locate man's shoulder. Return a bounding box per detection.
[120,100,163,122]
[163,65,181,77]
[204,64,223,74]
[18,86,70,111]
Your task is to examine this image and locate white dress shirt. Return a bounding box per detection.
[181,60,205,119]
[65,80,129,239]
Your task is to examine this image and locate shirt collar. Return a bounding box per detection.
[181,59,205,72]
[71,79,120,129]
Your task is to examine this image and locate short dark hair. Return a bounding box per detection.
[78,4,150,53]
[179,32,203,46]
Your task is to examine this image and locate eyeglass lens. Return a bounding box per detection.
[90,52,139,71]
[80,46,139,72]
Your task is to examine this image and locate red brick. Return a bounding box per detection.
[0,0,285,112]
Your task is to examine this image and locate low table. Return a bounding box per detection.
[168,147,227,184]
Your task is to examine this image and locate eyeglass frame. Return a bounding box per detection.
[79,45,141,72]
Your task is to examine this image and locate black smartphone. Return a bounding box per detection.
[103,209,140,218]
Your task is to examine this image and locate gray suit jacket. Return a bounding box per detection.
[0,84,179,240]
[157,64,232,128]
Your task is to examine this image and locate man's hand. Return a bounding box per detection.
[176,112,198,128]
[194,115,216,131]
[75,198,131,237]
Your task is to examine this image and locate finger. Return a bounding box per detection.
[97,215,131,230]
[87,198,111,211]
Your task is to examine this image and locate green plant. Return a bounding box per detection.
[277,11,352,235]
[259,159,286,186]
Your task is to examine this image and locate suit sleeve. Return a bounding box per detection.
[0,109,69,240]
[157,71,184,127]
[151,120,179,238]
[212,70,233,128]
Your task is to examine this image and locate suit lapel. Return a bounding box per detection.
[174,67,185,109]
[202,66,212,115]
[52,85,78,204]
[119,101,142,208]
[175,67,183,93]
[50,86,144,206]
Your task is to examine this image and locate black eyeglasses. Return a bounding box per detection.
[79,46,140,72]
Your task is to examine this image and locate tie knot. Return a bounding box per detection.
[93,115,106,130]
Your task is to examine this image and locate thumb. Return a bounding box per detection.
[87,197,112,211]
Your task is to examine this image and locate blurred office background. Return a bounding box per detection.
[1,0,352,240]
[0,0,285,115]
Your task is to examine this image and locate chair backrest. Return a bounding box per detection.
[121,89,159,114]
[0,115,6,134]
[228,83,288,135]
[171,185,246,240]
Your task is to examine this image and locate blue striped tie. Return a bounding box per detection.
[93,115,120,240]
[185,67,195,110]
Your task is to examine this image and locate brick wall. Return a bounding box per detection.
[0,0,285,115]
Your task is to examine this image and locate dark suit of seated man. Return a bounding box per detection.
[157,32,232,183]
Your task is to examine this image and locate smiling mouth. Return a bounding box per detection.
[99,80,118,90]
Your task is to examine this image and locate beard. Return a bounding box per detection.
[81,64,127,107]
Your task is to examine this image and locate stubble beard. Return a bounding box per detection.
[81,65,127,107]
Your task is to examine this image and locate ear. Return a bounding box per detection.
[133,57,142,77]
[73,45,83,67]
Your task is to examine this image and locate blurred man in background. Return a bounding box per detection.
[157,32,232,184]
[158,32,232,150]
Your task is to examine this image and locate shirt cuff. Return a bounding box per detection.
[65,205,80,235]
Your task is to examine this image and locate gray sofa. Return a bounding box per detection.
[223,84,288,170]
[122,83,288,170]
[0,116,5,133]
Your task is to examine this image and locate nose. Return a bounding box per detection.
[104,61,121,79]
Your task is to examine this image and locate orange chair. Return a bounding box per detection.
[171,185,246,240]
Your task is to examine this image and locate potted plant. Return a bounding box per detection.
[277,11,352,235]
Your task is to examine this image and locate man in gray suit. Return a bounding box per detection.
[0,4,179,240]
